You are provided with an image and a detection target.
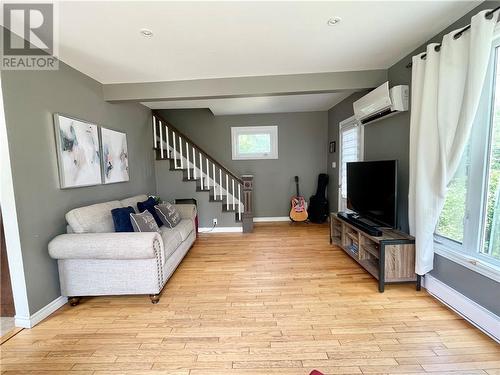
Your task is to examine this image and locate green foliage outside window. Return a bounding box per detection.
[238,134,271,154]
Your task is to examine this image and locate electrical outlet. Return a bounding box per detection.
[213,218,218,226]
[332,161,337,168]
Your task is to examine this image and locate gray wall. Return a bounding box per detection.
[155,109,328,227]
[2,62,156,314]
[326,1,500,315]
[327,92,410,232]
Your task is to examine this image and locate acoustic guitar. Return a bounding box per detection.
[289,176,308,222]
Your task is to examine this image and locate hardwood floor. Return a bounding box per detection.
[1,223,498,375]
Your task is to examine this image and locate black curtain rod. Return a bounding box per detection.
[405,5,500,69]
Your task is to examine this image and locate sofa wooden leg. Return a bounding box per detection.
[68,297,81,307]
[149,294,160,304]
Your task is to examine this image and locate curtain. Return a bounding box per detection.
[409,10,497,275]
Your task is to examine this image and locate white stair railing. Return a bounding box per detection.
[153,115,248,223]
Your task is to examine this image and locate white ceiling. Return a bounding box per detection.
[6,1,480,114]
[55,1,479,84]
[142,92,353,115]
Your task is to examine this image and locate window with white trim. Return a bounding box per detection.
[231,126,278,160]
[339,117,363,210]
[435,37,500,267]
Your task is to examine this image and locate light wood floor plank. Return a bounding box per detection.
[1,223,497,374]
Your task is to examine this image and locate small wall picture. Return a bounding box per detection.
[54,114,102,189]
[101,127,129,184]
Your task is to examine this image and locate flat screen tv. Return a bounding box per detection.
[346,160,397,228]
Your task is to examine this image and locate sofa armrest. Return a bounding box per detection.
[175,204,197,220]
[48,232,162,260]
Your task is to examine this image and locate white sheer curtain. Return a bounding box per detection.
[409,10,498,275]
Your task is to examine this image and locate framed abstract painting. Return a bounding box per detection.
[53,114,102,189]
[101,127,129,184]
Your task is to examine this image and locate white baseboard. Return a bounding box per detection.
[253,216,290,222]
[198,227,243,233]
[423,275,499,342]
[15,296,68,328]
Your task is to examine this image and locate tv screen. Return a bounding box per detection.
[347,160,397,228]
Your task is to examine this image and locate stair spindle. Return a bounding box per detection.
[206,158,210,189]
[153,116,157,149]
[199,152,203,190]
[219,169,222,200]
[166,126,170,158]
[238,184,242,221]
[159,120,164,159]
[226,174,229,210]
[213,164,216,196]
[186,141,190,179]
[172,131,177,168]
[179,136,183,169]
[232,179,235,210]
[192,147,196,179]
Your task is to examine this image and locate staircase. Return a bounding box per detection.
[152,112,253,232]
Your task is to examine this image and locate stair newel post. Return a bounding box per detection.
[158,120,164,159]
[186,141,190,179]
[242,175,254,233]
[179,136,184,169]
[172,131,177,168]
[199,152,203,190]
[192,147,197,180]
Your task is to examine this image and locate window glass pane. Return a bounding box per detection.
[341,126,359,198]
[481,49,500,261]
[238,133,271,154]
[436,146,470,244]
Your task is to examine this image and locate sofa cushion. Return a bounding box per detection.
[111,206,136,232]
[66,201,121,233]
[155,203,181,228]
[172,219,194,241]
[160,227,183,259]
[130,211,160,233]
[119,194,148,211]
[137,197,163,227]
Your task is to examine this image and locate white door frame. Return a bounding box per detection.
[0,74,30,325]
[338,115,363,212]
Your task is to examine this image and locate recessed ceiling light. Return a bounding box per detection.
[140,28,153,37]
[327,17,342,26]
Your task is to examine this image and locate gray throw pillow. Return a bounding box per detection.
[130,211,160,232]
[155,203,181,228]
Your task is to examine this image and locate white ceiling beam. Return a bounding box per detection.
[103,70,387,103]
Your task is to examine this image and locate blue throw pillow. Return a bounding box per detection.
[137,196,163,227]
[111,206,136,232]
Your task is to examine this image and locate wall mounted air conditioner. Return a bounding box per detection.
[353,82,409,125]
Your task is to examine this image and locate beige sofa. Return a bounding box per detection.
[48,194,196,305]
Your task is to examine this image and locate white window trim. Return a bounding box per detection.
[433,33,500,281]
[338,116,364,210]
[231,126,278,160]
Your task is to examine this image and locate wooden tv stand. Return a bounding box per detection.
[330,213,420,292]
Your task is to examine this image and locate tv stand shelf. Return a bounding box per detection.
[330,212,420,292]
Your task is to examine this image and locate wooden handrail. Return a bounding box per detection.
[152,111,243,185]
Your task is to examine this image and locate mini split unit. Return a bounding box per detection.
[353,81,409,125]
